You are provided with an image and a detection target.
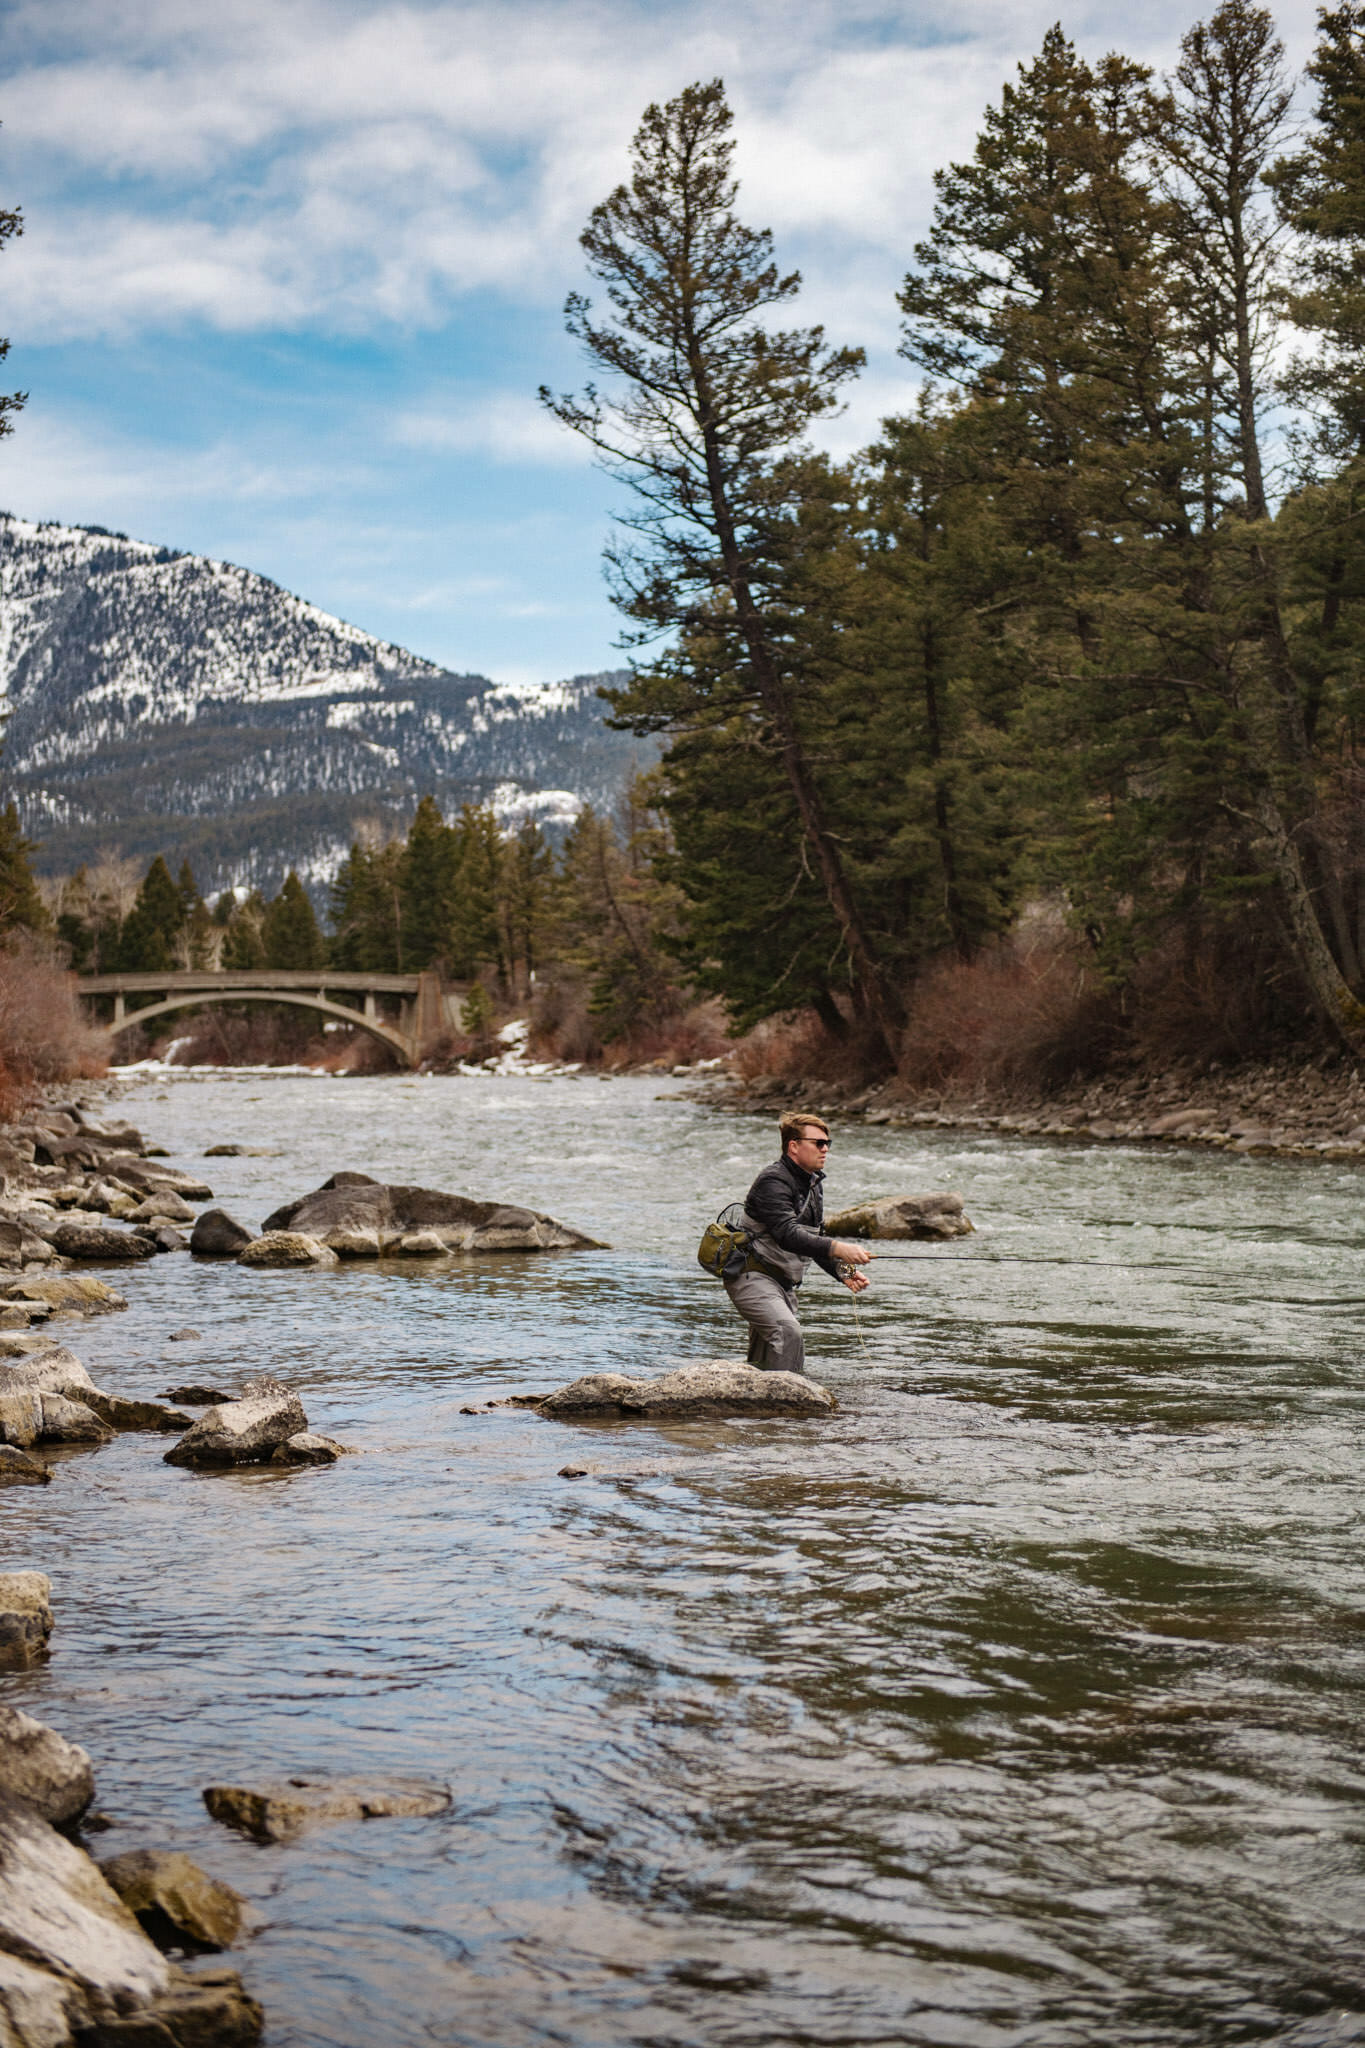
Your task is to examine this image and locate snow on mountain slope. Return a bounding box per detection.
[0,515,650,893]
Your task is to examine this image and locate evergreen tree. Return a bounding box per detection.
[0,804,48,936]
[1271,2,1365,459]
[221,891,267,970]
[262,871,325,969]
[447,805,506,981]
[502,819,554,999]
[328,842,403,972]
[397,797,458,969]
[117,856,184,971]
[541,80,907,1062]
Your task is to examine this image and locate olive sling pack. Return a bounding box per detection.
[696,1180,818,1283]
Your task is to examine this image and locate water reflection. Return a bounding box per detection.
[3,1073,1363,2045]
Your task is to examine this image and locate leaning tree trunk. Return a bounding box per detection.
[1253,791,1365,1054]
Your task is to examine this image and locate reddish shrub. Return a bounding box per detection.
[897,933,1119,1093]
[0,935,108,1103]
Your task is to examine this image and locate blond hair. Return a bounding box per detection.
[779,1108,829,1151]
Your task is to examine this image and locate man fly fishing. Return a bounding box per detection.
[724,1111,871,1376]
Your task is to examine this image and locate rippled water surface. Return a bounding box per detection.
[3,1072,1364,2047]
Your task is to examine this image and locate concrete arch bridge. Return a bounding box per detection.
[77,969,454,1070]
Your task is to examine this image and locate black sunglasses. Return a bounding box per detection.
[806,1136,832,1149]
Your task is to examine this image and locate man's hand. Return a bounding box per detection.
[831,1241,872,1293]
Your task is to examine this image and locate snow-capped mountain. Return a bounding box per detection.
[0,514,652,893]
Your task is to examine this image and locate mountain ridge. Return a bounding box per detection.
[0,513,647,895]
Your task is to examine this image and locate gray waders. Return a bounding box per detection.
[723,1269,805,1375]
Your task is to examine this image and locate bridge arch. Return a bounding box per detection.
[106,990,414,1068]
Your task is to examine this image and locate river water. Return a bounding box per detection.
[3,1071,1364,2048]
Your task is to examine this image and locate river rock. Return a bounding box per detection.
[270,1432,345,1466]
[327,1228,381,1258]
[203,1775,451,1842]
[164,1378,308,1468]
[97,1849,245,1952]
[98,1156,215,1201]
[82,1393,194,1435]
[190,1209,254,1257]
[48,1222,158,1262]
[823,1191,974,1240]
[128,1192,197,1225]
[0,1572,54,1656]
[538,1362,838,1419]
[236,1232,338,1268]
[0,1705,95,1829]
[0,1791,262,2044]
[167,1329,203,1342]
[0,1790,170,2033]
[3,1274,128,1315]
[28,1393,116,1446]
[262,1176,605,1253]
[0,1346,100,1401]
[144,1224,190,1253]
[204,1144,245,1157]
[0,1444,50,1484]
[163,1385,235,1407]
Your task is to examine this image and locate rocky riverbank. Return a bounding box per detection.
[699,1050,1365,1160]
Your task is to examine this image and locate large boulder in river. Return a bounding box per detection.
[164,1377,308,1468]
[190,1208,255,1257]
[262,1173,605,1253]
[0,1791,262,2044]
[823,1191,974,1240]
[538,1362,837,1420]
[0,1705,94,1829]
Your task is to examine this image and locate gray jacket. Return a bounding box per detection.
[742,1155,838,1288]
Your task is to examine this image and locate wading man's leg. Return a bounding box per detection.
[723,1271,805,1374]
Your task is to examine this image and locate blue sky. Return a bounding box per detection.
[1,0,1321,686]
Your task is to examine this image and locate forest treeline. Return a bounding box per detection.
[536,1,1365,1082]
[7,790,702,1066]
[4,1,1365,1090]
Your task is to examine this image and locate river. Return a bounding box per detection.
[3,1071,1364,2047]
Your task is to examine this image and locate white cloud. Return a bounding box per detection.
[391,391,589,466]
[5,0,1320,344]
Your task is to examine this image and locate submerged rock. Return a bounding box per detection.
[823,1191,974,1240]
[190,1209,254,1257]
[0,1705,94,1829]
[98,1848,246,1952]
[163,1384,235,1407]
[164,1378,308,1468]
[0,1571,54,1657]
[261,1177,605,1254]
[203,1775,451,1842]
[538,1362,837,1420]
[236,1232,338,1268]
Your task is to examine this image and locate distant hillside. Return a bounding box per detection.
[0,515,650,894]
